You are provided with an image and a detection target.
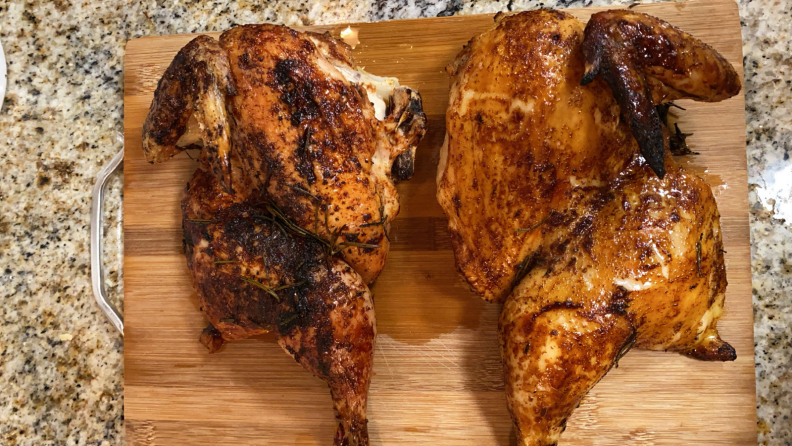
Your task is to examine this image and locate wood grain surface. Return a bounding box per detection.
[123,1,756,444]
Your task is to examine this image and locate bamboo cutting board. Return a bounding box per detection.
[122,0,756,444]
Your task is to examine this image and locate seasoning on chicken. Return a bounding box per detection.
[437,10,740,445]
[143,24,427,446]
[580,10,741,178]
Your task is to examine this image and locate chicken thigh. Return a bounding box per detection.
[437,10,741,445]
[143,24,426,445]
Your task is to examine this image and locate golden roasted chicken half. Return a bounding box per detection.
[143,25,426,445]
[437,10,741,445]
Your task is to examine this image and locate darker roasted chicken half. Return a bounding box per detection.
[143,25,426,445]
[437,10,740,445]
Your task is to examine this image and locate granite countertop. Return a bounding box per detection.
[0,0,788,444]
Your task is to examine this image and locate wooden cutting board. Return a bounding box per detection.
[122,0,756,444]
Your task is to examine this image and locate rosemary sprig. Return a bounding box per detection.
[326,217,347,255]
[614,331,637,368]
[186,218,219,224]
[285,182,320,201]
[516,215,549,233]
[219,317,235,323]
[512,251,539,287]
[240,276,304,301]
[213,260,238,265]
[358,192,390,243]
[266,203,320,241]
[256,213,288,236]
[656,102,696,156]
[241,276,279,300]
[656,102,686,124]
[324,209,381,255]
[265,201,380,256]
[669,122,697,155]
[696,233,703,278]
[272,281,305,291]
[359,221,383,228]
[340,241,382,249]
[324,204,331,236]
[278,313,299,327]
[314,203,320,235]
[360,192,388,229]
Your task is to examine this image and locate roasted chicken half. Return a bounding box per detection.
[143,25,426,445]
[437,10,741,445]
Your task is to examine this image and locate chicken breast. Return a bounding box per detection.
[438,10,637,303]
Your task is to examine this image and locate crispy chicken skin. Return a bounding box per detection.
[580,10,742,178]
[219,25,426,284]
[143,24,427,446]
[500,154,733,445]
[437,10,740,445]
[438,10,637,303]
[183,155,375,444]
[142,36,237,192]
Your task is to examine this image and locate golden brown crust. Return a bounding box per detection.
[219,24,424,284]
[183,159,375,446]
[438,10,636,303]
[500,154,734,445]
[143,24,427,446]
[500,300,634,445]
[143,25,427,285]
[580,10,742,177]
[142,35,237,191]
[439,10,737,445]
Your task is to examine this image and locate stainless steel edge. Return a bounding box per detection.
[90,149,125,335]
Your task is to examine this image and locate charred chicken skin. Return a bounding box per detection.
[437,10,740,445]
[143,25,426,446]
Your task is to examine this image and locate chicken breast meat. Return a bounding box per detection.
[143,24,427,446]
[437,10,741,445]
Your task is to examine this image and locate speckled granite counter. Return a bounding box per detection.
[0,0,788,444]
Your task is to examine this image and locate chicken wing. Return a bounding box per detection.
[143,24,427,446]
[580,10,741,177]
[437,10,741,445]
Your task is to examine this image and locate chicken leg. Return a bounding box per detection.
[500,150,735,445]
[182,153,375,445]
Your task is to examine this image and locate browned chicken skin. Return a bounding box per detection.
[145,26,427,285]
[183,157,375,444]
[143,24,426,446]
[437,10,741,445]
[142,36,237,192]
[580,10,741,177]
